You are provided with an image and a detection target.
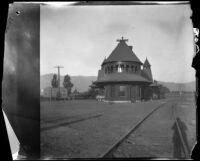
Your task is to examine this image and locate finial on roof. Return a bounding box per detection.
[116,36,128,42]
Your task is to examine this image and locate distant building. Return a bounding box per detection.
[41,87,68,99]
[150,80,162,99]
[93,37,161,102]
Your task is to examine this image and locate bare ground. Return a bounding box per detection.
[40,93,196,159]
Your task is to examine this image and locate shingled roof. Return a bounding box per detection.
[141,69,153,82]
[94,71,151,84]
[144,58,151,67]
[102,37,143,65]
[142,58,153,82]
[101,58,107,66]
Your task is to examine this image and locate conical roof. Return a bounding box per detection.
[101,57,107,66]
[144,58,151,67]
[103,37,143,65]
[141,67,153,82]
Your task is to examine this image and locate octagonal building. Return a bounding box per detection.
[93,37,155,102]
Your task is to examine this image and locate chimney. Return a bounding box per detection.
[129,46,133,50]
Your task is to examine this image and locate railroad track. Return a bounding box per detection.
[100,102,167,158]
[173,95,191,158]
[100,97,191,158]
[41,113,103,131]
[172,103,190,158]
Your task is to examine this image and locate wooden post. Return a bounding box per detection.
[54,66,64,100]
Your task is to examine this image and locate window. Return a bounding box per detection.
[111,65,113,73]
[118,66,122,72]
[108,66,110,73]
[115,65,118,72]
[126,65,129,72]
[119,85,126,96]
[131,65,134,72]
[121,64,124,71]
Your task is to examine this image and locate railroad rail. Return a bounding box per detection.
[41,113,103,131]
[100,96,190,158]
[172,103,190,158]
[100,102,167,158]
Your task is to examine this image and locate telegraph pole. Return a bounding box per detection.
[54,66,64,99]
[178,84,182,96]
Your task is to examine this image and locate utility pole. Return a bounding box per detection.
[178,84,182,96]
[54,66,64,99]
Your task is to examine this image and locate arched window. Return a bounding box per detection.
[115,65,118,72]
[126,65,129,72]
[118,64,122,73]
[111,65,113,73]
[131,65,134,72]
[108,66,110,73]
[121,64,124,72]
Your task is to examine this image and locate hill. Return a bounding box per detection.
[40,74,196,92]
[40,74,97,92]
[158,81,195,92]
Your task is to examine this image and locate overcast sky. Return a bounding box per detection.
[41,4,195,83]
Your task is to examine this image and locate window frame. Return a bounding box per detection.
[119,85,126,97]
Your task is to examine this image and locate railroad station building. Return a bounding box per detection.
[93,37,161,102]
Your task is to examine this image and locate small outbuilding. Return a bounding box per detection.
[41,87,68,99]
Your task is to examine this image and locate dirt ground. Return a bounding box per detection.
[40,93,196,159]
[114,94,196,159]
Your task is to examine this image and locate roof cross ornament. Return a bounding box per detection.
[116,36,128,43]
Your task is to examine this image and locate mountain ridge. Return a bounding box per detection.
[40,74,195,92]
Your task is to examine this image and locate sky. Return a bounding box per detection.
[40,4,195,83]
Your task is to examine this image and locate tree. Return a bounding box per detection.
[51,74,58,88]
[160,85,170,93]
[160,85,170,98]
[63,74,73,95]
[87,87,98,99]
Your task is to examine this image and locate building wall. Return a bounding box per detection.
[104,84,141,101]
[141,86,152,100]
